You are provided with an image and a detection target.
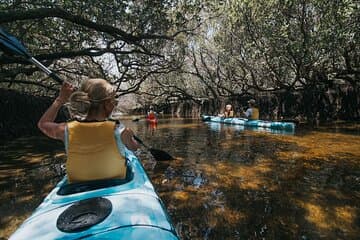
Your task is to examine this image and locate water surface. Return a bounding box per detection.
[0,118,359,239]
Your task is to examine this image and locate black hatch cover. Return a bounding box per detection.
[57,197,112,233]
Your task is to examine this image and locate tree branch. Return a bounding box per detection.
[0,8,174,43]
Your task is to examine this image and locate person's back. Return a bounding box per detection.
[146,105,158,120]
[66,121,126,182]
[147,109,157,120]
[248,107,259,120]
[38,79,139,183]
[242,99,259,120]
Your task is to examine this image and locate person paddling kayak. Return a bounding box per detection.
[240,99,259,120]
[38,79,139,183]
[146,105,158,123]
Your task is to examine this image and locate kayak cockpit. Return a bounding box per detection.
[10,153,180,240]
[57,166,134,195]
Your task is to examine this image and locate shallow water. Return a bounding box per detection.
[0,118,359,239]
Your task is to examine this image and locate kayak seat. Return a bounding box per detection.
[57,165,133,196]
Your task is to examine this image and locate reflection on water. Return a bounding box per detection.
[0,137,65,238]
[1,119,359,239]
[147,121,158,136]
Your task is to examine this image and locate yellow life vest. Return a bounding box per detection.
[66,121,126,183]
[225,110,234,118]
[250,108,259,120]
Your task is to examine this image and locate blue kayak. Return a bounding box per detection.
[202,115,295,131]
[10,150,179,240]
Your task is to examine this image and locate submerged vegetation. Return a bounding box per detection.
[1,120,359,239]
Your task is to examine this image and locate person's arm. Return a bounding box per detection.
[38,82,74,141]
[121,128,140,151]
[244,108,252,118]
[239,108,245,118]
[229,110,234,117]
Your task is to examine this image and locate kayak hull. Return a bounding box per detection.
[202,115,295,131]
[10,151,179,240]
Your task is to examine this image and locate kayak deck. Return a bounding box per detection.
[202,115,295,131]
[10,151,179,240]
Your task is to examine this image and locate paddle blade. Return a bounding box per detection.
[0,28,31,58]
[149,148,174,161]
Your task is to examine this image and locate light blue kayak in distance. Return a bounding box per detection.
[201,115,296,131]
[10,150,179,240]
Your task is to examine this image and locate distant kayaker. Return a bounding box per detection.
[147,106,157,121]
[241,99,259,120]
[38,79,139,183]
[218,104,235,118]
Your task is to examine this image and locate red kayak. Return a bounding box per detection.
[147,112,158,123]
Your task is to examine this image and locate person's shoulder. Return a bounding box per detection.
[66,120,78,127]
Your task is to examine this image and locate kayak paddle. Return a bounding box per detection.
[0,27,63,83]
[133,135,174,161]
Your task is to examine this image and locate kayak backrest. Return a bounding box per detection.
[57,165,134,196]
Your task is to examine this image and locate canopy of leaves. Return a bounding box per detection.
[143,0,359,105]
[0,0,202,96]
[1,0,359,109]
